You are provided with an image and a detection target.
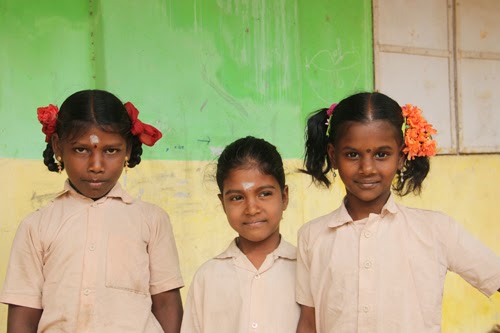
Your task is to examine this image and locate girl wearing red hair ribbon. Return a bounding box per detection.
[0,90,183,332]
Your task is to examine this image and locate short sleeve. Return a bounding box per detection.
[0,214,44,308]
[445,217,500,296]
[296,224,314,307]
[147,207,184,295]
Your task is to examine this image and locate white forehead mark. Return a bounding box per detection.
[242,182,254,191]
[89,134,99,145]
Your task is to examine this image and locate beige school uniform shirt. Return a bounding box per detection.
[181,238,300,333]
[0,180,184,332]
[296,194,500,333]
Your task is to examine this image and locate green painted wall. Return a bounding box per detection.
[0,0,373,160]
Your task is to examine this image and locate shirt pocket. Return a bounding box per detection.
[105,234,150,294]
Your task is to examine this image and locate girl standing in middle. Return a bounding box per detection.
[181,136,300,333]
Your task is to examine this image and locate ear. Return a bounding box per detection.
[126,144,132,161]
[327,143,338,169]
[281,185,289,211]
[217,193,226,213]
[52,134,62,159]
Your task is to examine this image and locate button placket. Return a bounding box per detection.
[358,217,379,330]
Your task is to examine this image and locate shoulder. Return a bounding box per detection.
[194,241,237,277]
[128,199,171,222]
[396,204,454,225]
[190,257,231,287]
[18,195,65,227]
[298,209,338,239]
[394,203,459,237]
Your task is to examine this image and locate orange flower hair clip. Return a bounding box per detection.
[124,102,163,146]
[37,104,59,143]
[401,104,437,160]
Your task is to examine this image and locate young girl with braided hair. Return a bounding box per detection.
[296,91,500,333]
[0,89,184,332]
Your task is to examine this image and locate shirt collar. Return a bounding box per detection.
[327,193,398,228]
[57,179,134,204]
[215,237,296,260]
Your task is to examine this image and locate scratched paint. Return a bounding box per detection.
[0,0,372,161]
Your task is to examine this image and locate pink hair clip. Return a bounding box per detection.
[325,103,337,137]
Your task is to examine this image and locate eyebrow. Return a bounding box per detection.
[223,184,277,196]
[341,145,395,151]
[70,140,125,147]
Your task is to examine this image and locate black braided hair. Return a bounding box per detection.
[41,90,144,172]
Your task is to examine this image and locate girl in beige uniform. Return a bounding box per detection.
[0,90,184,332]
[181,136,300,333]
[296,92,500,333]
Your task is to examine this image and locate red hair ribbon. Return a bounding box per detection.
[124,102,163,146]
[37,104,59,143]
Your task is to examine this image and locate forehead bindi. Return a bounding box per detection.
[223,168,278,193]
[89,134,99,146]
[242,182,255,190]
[69,127,126,147]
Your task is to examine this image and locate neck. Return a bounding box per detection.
[345,192,391,221]
[236,233,281,269]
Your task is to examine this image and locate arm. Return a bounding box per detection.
[7,304,42,333]
[152,288,183,333]
[296,305,316,333]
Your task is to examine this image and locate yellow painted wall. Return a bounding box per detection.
[1,155,499,332]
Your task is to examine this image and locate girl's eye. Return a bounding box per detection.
[74,148,87,153]
[346,152,359,158]
[105,148,119,154]
[229,195,243,201]
[375,152,389,158]
[259,191,273,197]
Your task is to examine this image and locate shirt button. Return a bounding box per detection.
[364,231,372,238]
[363,305,369,313]
[363,260,372,269]
[89,244,96,251]
[83,289,91,295]
[251,322,258,329]
[255,274,261,279]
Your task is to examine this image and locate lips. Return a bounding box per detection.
[85,179,106,188]
[355,180,379,189]
[243,220,266,226]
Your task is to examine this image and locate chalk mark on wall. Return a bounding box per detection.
[201,64,248,117]
[197,136,211,144]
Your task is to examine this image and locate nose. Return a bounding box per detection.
[359,156,375,175]
[244,197,261,215]
[88,153,104,173]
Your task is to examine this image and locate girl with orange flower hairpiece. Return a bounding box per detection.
[0,90,184,332]
[297,92,500,333]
